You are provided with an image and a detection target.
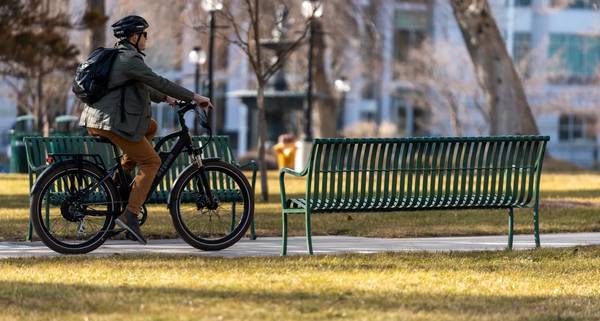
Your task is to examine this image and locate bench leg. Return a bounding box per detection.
[27,216,34,242]
[305,210,313,255]
[230,200,236,232]
[250,214,257,241]
[507,208,514,250]
[281,212,288,256]
[533,203,541,248]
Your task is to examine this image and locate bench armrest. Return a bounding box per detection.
[238,161,257,171]
[29,163,49,173]
[237,160,257,192]
[279,167,308,209]
[280,167,306,177]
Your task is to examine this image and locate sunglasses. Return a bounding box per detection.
[140,31,147,39]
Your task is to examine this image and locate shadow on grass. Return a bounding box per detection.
[0,279,597,320]
[542,189,600,200]
[0,195,30,209]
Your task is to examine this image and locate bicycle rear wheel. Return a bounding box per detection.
[30,161,119,254]
[169,159,254,251]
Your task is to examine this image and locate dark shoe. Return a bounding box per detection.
[105,228,125,239]
[115,210,147,245]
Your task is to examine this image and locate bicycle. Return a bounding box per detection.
[30,102,254,254]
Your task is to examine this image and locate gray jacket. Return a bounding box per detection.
[79,42,194,141]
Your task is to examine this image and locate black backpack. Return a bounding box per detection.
[72,47,120,105]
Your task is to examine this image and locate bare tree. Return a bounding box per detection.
[450,0,539,135]
[396,41,489,136]
[0,0,78,134]
[284,0,381,138]
[83,0,108,50]
[183,0,312,201]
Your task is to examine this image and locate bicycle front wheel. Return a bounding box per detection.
[169,159,254,251]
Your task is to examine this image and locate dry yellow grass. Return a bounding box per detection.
[0,247,599,320]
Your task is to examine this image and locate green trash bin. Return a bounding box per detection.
[50,115,84,136]
[9,115,40,173]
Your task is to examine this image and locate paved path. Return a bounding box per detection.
[1,232,600,259]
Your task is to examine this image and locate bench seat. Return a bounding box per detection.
[286,194,534,212]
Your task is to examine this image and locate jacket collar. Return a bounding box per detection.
[118,41,146,57]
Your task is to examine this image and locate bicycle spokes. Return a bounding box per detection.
[38,170,114,244]
[177,167,247,240]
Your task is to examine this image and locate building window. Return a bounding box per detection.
[551,0,598,9]
[397,103,429,137]
[515,0,531,6]
[558,114,597,142]
[549,34,600,84]
[394,10,427,63]
[513,32,531,64]
[361,111,376,122]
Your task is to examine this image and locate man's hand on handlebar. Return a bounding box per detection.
[165,96,177,107]
[193,94,214,110]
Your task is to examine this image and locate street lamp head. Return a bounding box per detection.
[335,77,351,93]
[189,46,207,65]
[201,0,223,12]
[301,0,323,19]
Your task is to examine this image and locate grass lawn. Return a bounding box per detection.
[1,172,600,241]
[0,246,599,320]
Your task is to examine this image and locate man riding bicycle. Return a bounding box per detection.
[79,15,212,244]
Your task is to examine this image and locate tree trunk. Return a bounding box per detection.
[86,0,106,50]
[450,0,539,135]
[443,89,463,136]
[36,72,46,135]
[256,84,269,201]
[312,20,337,138]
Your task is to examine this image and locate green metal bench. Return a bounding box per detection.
[280,136,549,255]
[23,135,257,241]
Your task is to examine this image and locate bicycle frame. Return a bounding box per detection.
[56,102,215,216]
[148,102,209,199]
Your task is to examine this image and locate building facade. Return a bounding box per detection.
[1,0,599,168]
[359,0,600,167]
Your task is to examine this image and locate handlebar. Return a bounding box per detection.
[175,101,213,149]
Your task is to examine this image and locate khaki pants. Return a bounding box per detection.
[88,120,160,215]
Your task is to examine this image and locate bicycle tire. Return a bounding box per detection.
[169,159,254,251]
[31,161,119,254]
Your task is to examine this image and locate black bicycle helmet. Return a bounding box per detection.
[111,15,149,39]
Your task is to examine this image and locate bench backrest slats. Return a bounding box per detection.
[152,136,235,200]
[512,141,525,205]
[518,140,533,206]
[515,140,531,206]
[304,136,549,211]
[524,140,542,206]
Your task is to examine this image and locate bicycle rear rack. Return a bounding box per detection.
[47,153,107,170]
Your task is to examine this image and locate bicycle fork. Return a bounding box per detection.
[193,154,218,211]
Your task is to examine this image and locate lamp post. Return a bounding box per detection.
[334,77,351,135]
[301,0,323,142]
[188,46,207,134]
[201,0,223,132]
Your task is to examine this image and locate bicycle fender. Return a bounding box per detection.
[30,159,102,196]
